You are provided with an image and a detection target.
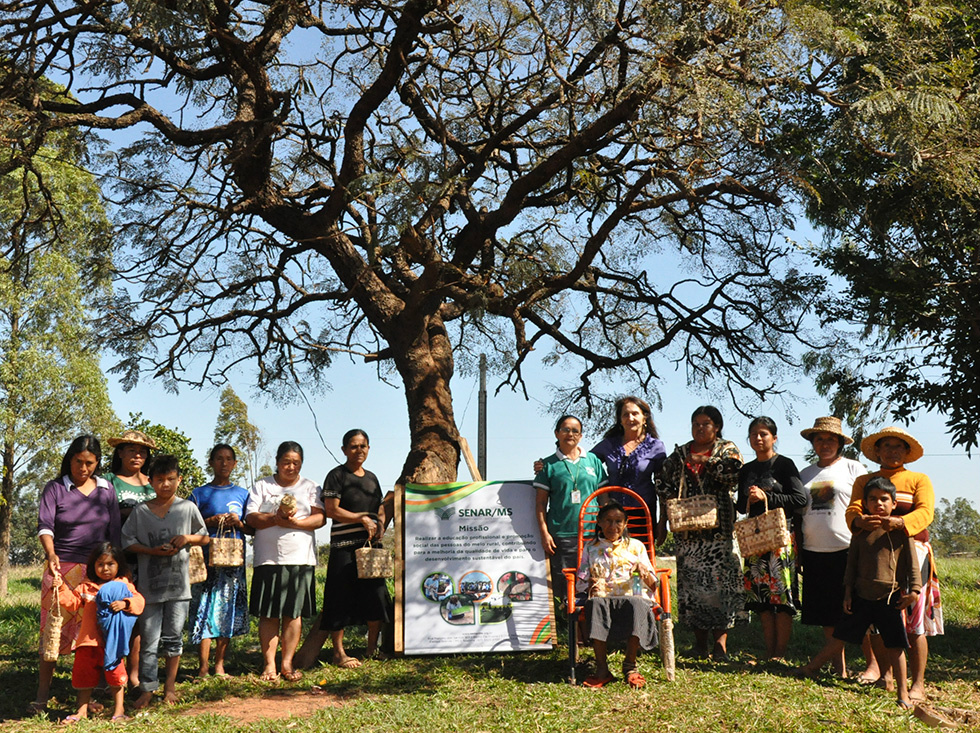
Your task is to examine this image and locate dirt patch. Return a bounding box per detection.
[180,688,346,722]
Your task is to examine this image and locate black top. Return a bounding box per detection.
[736,454,808,526]
[322,464,383,543]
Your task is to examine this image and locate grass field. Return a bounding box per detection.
[2,559,978,731]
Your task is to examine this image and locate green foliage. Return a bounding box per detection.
[780,0,980,450]
[213,386,263,487]
[932,497,980,557]
[125,412,207,495]
[0,92,119,587]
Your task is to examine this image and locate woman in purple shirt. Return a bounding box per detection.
[33,435,121,712]
[590,396,667,532]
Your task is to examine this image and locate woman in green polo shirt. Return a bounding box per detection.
[534,415,607,615]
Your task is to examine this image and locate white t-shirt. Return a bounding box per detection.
[247,475,323,566]
[799,457,867,552]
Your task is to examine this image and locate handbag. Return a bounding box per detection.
[209,517,244,568]
[188,544,208,584]
[355,540,393,579]
[734,494,790,557]
[40,581,64,662]
[665,457,718,533]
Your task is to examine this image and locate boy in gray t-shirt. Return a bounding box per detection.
[122,455,208,708]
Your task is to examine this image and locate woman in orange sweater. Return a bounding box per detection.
[54,543,145,723]
[844,426,940,702]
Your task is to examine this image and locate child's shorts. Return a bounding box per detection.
[833,594,909,649]
[72,646,127,689]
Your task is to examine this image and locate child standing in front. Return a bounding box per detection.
[53,542,144,723]
[122,454,208,708]
[798,476,920,708]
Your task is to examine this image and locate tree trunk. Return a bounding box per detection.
[0,439,14,597]
[391,312,460,486]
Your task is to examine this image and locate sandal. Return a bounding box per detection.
[582,673,615,688]
[897,700,914,711]
[61,715,82,726]
[111,715,131,722]
[624,670,646,689]
[282,669,303,682]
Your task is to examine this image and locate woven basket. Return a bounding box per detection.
[666,451,719,533]
[355,542,393,579]
[209,518,244,568]
[734,496,790,557]
[188,544,208,584]
[40,583,63,662]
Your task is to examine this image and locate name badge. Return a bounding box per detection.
[571,490,581,505]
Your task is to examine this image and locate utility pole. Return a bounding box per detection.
[478,353,487,480]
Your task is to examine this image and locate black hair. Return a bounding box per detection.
[276,441,304,463]
[342,430,369,448]
[603,396,659,440]
[108,442,151,474]
[691,406,724,438]
[554,415,583,447]
[209,444,237,463]
[595,501,631,540]
[863,476,897,503]
[85,542,131,583]
[748,416,779,437]
[60,435,102,480]
[147,453,181,479]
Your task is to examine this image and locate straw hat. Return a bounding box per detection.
[860,426,924,464]
[800,416,853,445]
[106,430,158,450]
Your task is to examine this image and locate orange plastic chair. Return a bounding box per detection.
[561,486,675,683]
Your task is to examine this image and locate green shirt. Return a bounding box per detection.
[105,472,155,505]
[533,451,607,538]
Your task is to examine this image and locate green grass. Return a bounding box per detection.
[2,559,978,731]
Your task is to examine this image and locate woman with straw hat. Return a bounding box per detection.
[797,417,867,678]
[845,426,941,702]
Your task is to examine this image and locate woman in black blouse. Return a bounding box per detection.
[736,416,808,662]
[296,429,392,669]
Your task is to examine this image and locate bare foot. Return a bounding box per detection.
[333,654,361,669]
[259,669,280,681]
[282,669,303,682]
[908,686,927,702]
[197,667,209,678]
[132,692,153,710]
[162,691,179,705]
[213,664,226,676]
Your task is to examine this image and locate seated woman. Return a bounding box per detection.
[575,502,658,689]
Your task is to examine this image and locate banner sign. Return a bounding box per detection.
[400,481,554,654]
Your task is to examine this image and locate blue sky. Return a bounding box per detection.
[104,349,978,508]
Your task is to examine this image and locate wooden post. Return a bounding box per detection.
[459,436,483,481]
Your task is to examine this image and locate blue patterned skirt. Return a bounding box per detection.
[191,565,249,642]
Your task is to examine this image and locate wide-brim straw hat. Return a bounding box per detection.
[860,426,924,464]
[800,416,853,444]
[106,429,158,450]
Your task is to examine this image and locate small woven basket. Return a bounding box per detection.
[209,517,244,568]
[666,494,718,532]
[188,545,208,584]
[734,496,790,557]
[355,542,393,579]
[40,583,63,662]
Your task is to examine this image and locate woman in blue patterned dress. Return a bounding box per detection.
[189,444,250,676]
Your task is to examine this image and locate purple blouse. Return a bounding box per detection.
[591,434,667,516]
[37,476,122,563]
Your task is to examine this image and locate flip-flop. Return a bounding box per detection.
[625,670,646,689]
[111,715,131,722]
[334,657,361,669]
[282,669,303,682]
[582,673,615,688]
[854,674,879,686]
[897,700,914,711]
[61,715,82,726]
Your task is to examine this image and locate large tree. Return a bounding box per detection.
[0,90,119,595]
[0,0,830,485]
[214,386,263,487]
[773,0,980,449]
